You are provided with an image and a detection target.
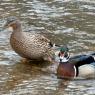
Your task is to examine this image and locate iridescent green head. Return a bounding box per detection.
[58,46,69,62]
[60,46,69,53]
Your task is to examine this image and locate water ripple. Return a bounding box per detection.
[0,0,95,95]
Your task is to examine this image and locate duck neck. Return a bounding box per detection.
[60,57,69,63]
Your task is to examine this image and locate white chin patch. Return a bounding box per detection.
[59,56,68,62]
[8,27,13,31]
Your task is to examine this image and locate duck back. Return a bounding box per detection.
[10,32,53,60]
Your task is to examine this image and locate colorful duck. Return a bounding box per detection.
[57,47,95,79]
[44,46,95,79]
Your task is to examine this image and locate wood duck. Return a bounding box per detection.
[57,47,95,79]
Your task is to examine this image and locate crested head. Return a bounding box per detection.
[58,46,69,63]
[60,46,69,53]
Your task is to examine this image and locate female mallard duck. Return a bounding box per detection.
[4,16,55,61]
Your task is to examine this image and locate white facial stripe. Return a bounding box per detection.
[60,56,64,59]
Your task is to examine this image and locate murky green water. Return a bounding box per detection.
[0,0,95,95]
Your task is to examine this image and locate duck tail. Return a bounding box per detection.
[49,42,54,47]
[88,52,95,61]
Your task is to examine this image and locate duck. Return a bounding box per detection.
[44,46,95,79]
[3,16,55,61]
[57,46,95,79]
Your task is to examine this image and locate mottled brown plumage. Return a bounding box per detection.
[4,16,54,61]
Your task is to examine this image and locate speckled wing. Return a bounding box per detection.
[21,32,54,59]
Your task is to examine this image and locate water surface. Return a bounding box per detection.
[0,0,95,95]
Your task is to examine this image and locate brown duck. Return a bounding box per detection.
[4,16,55,61]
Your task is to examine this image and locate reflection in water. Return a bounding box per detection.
[0,0,95,94]
[0,61,70,94]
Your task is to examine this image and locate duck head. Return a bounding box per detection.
[58,46,70,63]
[4,16,21,30]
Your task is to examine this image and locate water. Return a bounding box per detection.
[0,0,95,95]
